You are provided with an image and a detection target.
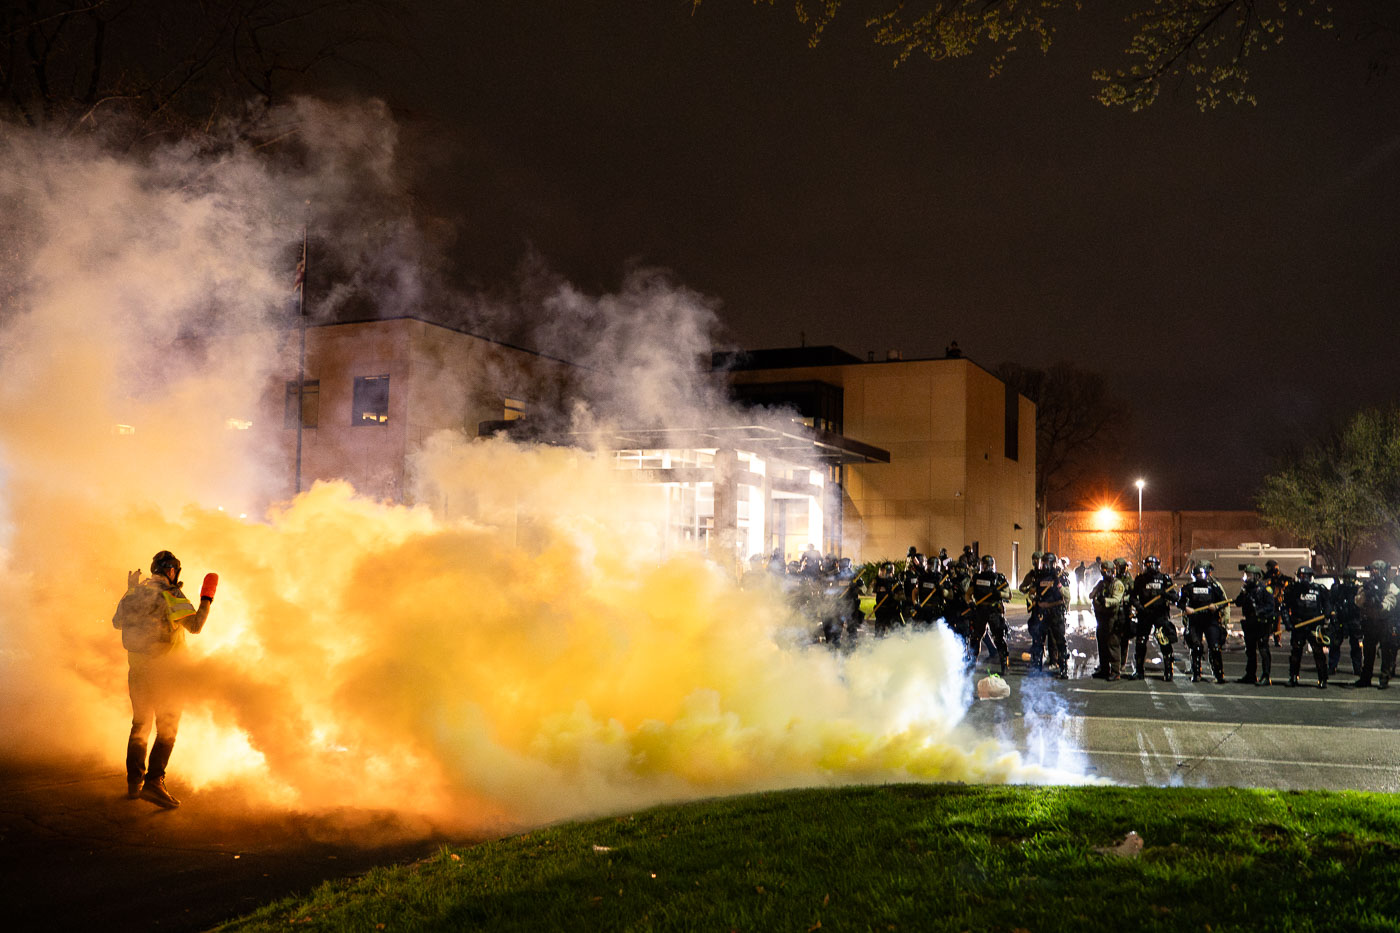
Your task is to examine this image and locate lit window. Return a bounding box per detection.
[284,380,319,429]
[353,374,390,425]
[225,417,253,431]
[504,397,526,421]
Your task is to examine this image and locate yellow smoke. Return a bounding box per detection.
[0,108,1090,839]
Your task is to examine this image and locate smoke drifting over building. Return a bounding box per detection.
[0,100,1091,835]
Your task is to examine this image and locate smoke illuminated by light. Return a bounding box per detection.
[0,102,1094,837]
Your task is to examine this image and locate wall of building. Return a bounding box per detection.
[1046,509,1307,574]
[256,317,577,506]
[726,357,1036,571]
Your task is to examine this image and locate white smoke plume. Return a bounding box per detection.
[0,99,1093,838]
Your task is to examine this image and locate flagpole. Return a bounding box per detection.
[294,205,309,495]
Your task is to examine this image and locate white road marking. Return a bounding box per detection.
[1075,714,1400,734]
[1082,748,1399,771]
[1071,687,1400,705]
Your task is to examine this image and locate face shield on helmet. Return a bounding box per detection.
[1192,565,1208,581]
[1144,555,1160,570]
[1297,566,1314,581]
[981,555,995,572]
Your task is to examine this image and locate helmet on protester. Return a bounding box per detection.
[150,550,181,580]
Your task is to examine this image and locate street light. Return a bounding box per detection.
[1134,478,1146,564]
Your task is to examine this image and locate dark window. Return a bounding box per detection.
[284,380,319,429]
[353,374,390,425]
[503,397,526,420]
[1004,383,1019,461]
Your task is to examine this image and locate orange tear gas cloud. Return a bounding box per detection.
[0,105,1090,837]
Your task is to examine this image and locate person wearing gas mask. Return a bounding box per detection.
[1232,564,1274,685]
[1355,560,1400,688]
[1129,555,1177,681]
[110,550,217,809]
[1019,550,1044,669]
[968,555,1011,675]
[1328,567,1365,678]
[1282,566,1330,688]
[1031,552,1069,678]
[1090,560,1127,681]
[1177,563,1229,683]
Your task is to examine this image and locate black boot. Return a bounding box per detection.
[140,738,179,809]
[125,734,147,800]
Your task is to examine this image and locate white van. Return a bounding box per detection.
[1184,543,1315,588]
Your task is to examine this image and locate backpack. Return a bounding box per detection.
[112,586,173,654]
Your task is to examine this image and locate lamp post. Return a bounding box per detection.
[1134,478,1146,565]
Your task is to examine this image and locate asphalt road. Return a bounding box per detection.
[5,606,1396,932]
[973,607,1400,791]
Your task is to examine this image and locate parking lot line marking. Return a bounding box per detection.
[1073,714,1400,735]
[1070,687,1400,705]
[1081,748,1399,771]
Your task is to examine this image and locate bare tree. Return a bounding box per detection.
[2,0,400,143]
[995,361,1128,550]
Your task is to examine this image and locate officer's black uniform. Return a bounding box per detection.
[1129,556,1176,681]
[1177,568,1229,683]
[911,558,947,629]
[1031,555,1069,678]
[870,564,904,637]
[968,559,1010,675]
[1231,566,1275,685]
[1328,571,1364,677]
[1282,568,1330,688]
[1355,561,1400,688]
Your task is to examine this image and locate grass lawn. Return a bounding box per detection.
[214,784,1400,932]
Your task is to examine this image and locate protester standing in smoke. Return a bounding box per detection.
[111,551,217,809]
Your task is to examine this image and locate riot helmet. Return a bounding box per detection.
[1370,560,1390,578]
[980,555,996,572]
[1144,555,1161,570]
[1265,559,1279,573]
[1297,566,1315,581]
[1340,567,1357,580]
[1191,564,1209,581]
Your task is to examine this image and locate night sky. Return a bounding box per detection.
[329,1,1400,511]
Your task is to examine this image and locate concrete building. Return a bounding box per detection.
[253,315,579,504]
[1045,509,1305,574]
[718,347,1037,578]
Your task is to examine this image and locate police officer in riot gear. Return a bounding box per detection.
[1355,560,1400,688]
[911,552,947,629]
[1090,560,1127,680]
[944,554,974,651]
[870,561,904,637]
[1328,567,1364,677]
[1031,552,1069,677]
[1283,566,1330,687]
[1019,551,1044,669]
[1232,564,1274,685]
[1178,564,1229,683]
[1129,555,1177,681]
[968,555,1011,675]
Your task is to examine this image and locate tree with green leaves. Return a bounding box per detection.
[724,1,1390,110]
[1256,406,1400,570]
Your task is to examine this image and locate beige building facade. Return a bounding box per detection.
[252,316,578,504]
[721,348,1037,578]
